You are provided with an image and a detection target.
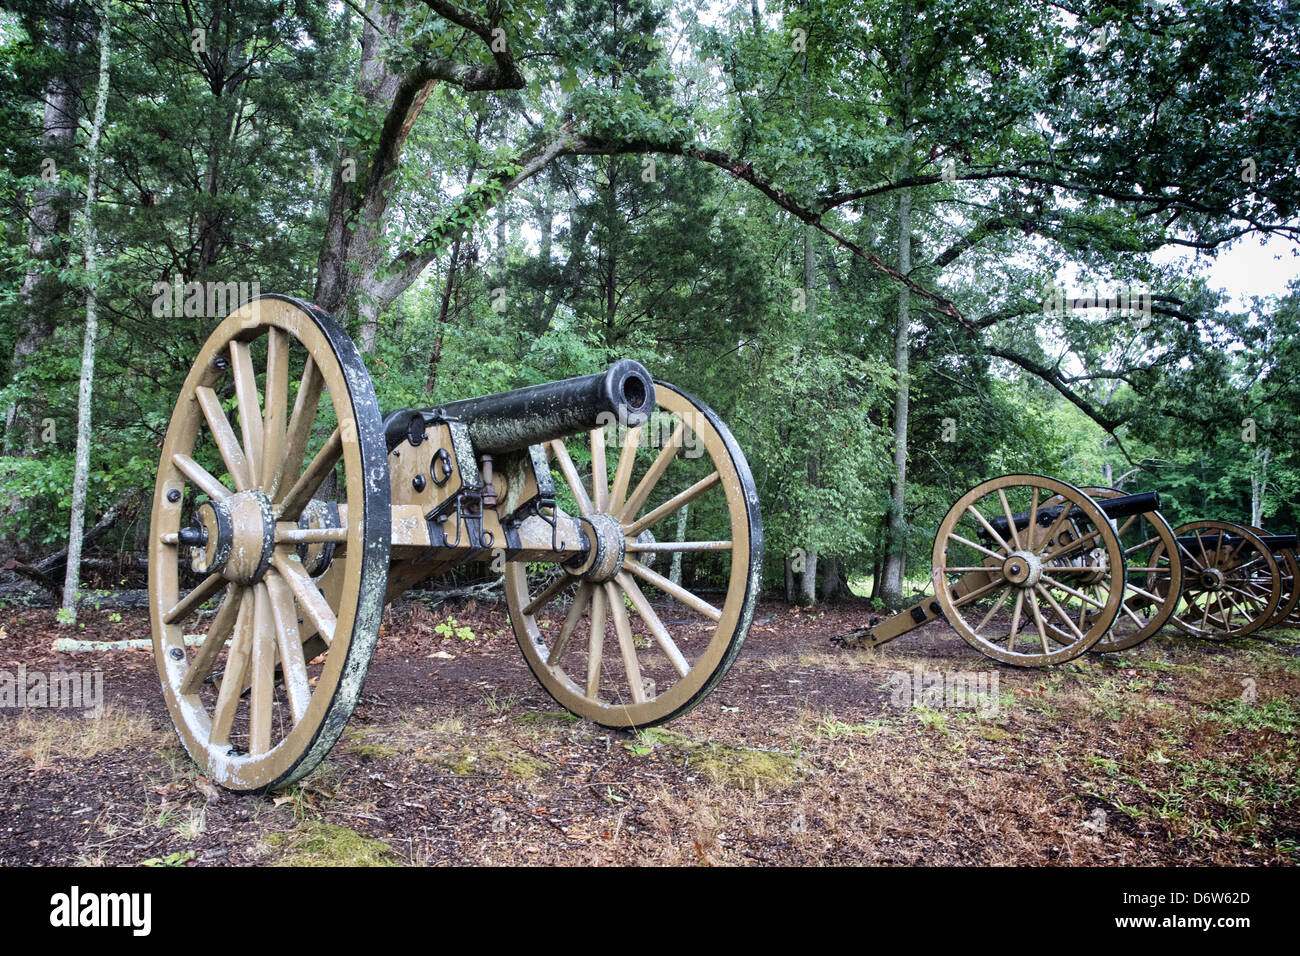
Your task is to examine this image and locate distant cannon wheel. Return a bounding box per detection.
[148,296,390,792]
[933,475,1126,666]
[504,382,761,727]
[1243,525,1299,631]
[1165,521,1279,639]
[1045,487,1182,653]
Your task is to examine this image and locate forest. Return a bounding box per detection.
[2,0,1298,611]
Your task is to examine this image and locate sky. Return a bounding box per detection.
[1157,232,1300,312]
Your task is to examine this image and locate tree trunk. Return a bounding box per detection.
[668,502,688,587]
[784,555,795,603]
[880,24,914,609]
[62,0,111,618]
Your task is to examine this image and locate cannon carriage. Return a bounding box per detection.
[149,296,762,792]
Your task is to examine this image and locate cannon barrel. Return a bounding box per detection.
[1173,532,1298,551]
[406,359,657,455]
[982,491,1161,540]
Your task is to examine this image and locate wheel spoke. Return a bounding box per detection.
[618,571,690,677]
[608,425,641,513]
[1037,573,1107,609]
[605,582,647,705]
[180,584,242,694]
[1006,589,1025,650]
[586,585,607,699]
[947,532,1004,561]
[210,588,254,747]
[266,571,310,723]
[173,453,230,502]
[626,471,720,537]
[524,570,575,616]
[272,358,323,503]
[163,573,225,625]
[547,582,593,666]
[195,386,252,491]
[625,557,721,622]
[229,340,264,482]
[625,540,731,553]
[1026,590,1051,655]
[1035,584,1085,643]
[550,439,593,516]
[276,426,341,520]
[973,586,1011,636]
[249,583,276,756]
[619,422,685,522]
[261,328,289,490]
[996,490,1021,550]
[272,552,337,645]
[591,427,609,512]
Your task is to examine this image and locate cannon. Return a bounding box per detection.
[149,296,762,792]
[834,475,1169,666]
[1161,522,1292,638]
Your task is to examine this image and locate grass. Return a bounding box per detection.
[0,706,163,770]
[269,821,399,867]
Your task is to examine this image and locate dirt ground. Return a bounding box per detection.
[1,594,1297,866]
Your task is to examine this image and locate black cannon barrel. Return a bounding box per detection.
[1174,533,1299,552]
[983,490,1161,540]
[416,359,657,455]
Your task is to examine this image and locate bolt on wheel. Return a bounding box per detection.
[933,475,1126,666]
[148,296,390,792]
[504,382,761,727]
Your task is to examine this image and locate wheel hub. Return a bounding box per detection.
[566,512,627,583]
[1199,567,1225,591]
[1002,550,1042,588]
[186,490,275,585]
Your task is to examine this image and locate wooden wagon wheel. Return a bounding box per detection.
[148,296,390,792]
[1042,487,1183,653]
[504,382,762,727]
[1164,521,1279,639]
[932,475,1126,666]
[1243,525,1299,630]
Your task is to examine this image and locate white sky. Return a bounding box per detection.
[1154,232,1300,311]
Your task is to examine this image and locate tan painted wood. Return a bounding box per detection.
[210,588,254,746]
[606,581,647,704]
[272,552,337,645]
[272,358,323,503]
[249,583,276,755]
[180,583,241,694]
[172,453,230,502]
[265,571,310,723]
[276,426,340,520]
[608,425,641,513]
[261,327,289,490]
[229,340,264,482]
[195,386,252,491]
[619,422,685,522]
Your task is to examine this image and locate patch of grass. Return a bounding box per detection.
[639,728,804,789]
[515,710,580,726]
[0,706,163,770]
[269,821,399,867]
[912,706,949,734]
[343,729,398,760]
[975,724,1011,742]
[420,738,548,779]
[814,715,888,740]
[1212,695,1300,733]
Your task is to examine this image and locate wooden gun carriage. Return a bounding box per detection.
[149,296,762,792]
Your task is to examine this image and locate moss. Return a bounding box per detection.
[420,738,548,779]
[269,821,398,867]
[642,729,804,789]
[343,729,398,760]
[515,710,580,726]
[976,725,1011,742]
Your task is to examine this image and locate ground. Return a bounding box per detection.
[1,595,1297,866]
